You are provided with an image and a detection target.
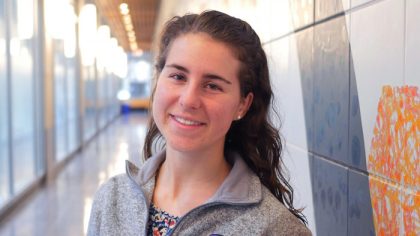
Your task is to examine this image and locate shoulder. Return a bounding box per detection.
[87,174,148,235]
[259,186,312,235]
[91,173,144,207]
[94,174,132,197]
[89,174,133,217]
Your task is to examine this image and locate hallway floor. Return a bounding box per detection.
[0,112,149,236]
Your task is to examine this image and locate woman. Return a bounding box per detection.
[88,10,311,236]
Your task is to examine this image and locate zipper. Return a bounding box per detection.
[167,201,253,236]
[167,202,222,236]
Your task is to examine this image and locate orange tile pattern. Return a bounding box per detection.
[368,85,419,235]
[369,177,401,235]
[401,190,420,236]
[368,86,419,186]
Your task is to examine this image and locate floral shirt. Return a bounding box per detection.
[147,203,180,236]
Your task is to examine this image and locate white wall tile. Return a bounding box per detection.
[282,145,316,235]
[267,0,294,40]
[350,0,404,161]
[228,0,294,43]
[315,0,350,20]
[267,36,310,150]
[406,0,420,85]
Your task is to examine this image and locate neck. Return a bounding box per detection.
[165,147,229,183]
[152,147,231,216]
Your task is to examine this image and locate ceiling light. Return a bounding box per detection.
[130,42,138,50]
[122,15,132,24]
[120,8,129,15]
[128,34,136,40]
[110,37,118,48]
[79,4,97,66]
[119,3,128,13]
[124,24,133,31]
[127,31,135,37]
[133,49,143,57]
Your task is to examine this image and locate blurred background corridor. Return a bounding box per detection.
[0,0,418,235]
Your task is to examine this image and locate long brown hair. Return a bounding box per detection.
[143,10,307,225]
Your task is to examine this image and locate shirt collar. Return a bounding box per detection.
[126,150,262,205]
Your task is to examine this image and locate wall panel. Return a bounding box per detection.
[268,34,311,149]
[350,0,405,157]
[406,0,420,85]
[347,169,375,235]
[315,0,349,20]
[10,0,36,193]
[0,0,10,208]
[312,156,348,236]
[313,16,349,164]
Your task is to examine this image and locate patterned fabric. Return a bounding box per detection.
[147,203,180,236]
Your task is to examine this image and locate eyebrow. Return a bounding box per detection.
[166,63,232,85]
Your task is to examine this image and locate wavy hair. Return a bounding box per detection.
[143,10,307,225]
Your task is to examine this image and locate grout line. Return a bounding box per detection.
[347,0,387,13]
[285,142,312,154]
[311,152,420,192]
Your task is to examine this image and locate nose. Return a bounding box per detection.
[179,82,201,110]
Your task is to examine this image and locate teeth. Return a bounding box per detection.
[174,116,201,126]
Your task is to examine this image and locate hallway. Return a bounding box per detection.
[0,112,149,236]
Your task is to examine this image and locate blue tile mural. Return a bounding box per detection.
[313,16,349,165]
[348,169,375,236]
[349,57,367,170]
[312,156,348,236]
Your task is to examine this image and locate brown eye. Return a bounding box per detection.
[170,74,185,81]
[205,83,222,92]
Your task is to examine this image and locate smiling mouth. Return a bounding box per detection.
[171,115,205,126]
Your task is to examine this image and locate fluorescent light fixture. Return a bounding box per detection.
[79,4,97,66]
[109,37,118,49]
[46,0,74,40]
[63,4,77,58]
[9,38,21,56]
[96,25,111,69]
[114,46,127,78]
[17,0,34,39]
[97,25,111,41]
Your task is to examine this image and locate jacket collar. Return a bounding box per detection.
[126,150,262,205]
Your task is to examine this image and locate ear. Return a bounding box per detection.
[236,92,254,120]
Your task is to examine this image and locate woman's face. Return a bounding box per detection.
[152,33,252,154]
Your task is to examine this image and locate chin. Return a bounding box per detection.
[166,139,205,153]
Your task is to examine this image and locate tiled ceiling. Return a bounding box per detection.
[95,0,160,52]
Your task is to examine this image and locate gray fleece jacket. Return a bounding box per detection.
[87,151,311,236]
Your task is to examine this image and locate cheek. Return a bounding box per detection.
[152,79,180,125]
[151,98,160,123]
[152,82,169,121]
[210,102,237,128]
